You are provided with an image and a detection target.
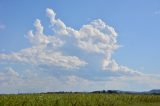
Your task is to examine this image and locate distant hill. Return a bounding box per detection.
[148,89,160,94]
[31,89,160,95]
[91,89,160,95]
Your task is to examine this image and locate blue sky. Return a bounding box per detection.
[0,0,160,93]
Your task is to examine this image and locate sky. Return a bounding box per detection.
[0,0,160,94]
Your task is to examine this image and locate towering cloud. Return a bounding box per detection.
[0,8,144,74]
[0,8,159,93]
[0,14,87,70]
[45,8,142,75]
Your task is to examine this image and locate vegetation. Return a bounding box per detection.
[0,93,160,106]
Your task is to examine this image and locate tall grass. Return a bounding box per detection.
[0,93,160,106]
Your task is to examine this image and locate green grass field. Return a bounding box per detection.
[0,93,160,106]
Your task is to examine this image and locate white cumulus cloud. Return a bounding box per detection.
[45,8,142,75]
[0,8,145,75]
[27,19,64,48]
[0,13,87,70]
[0,8,159,93]
[0,46,87,70]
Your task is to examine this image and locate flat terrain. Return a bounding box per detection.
[0,93,160,106]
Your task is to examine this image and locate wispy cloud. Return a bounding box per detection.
[154,10,160,15]
[0,67,159,93]
[0,24,5,30]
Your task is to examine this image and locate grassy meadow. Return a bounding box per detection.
[0,93,160,106]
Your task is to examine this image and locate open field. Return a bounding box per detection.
[0,93,160,106]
